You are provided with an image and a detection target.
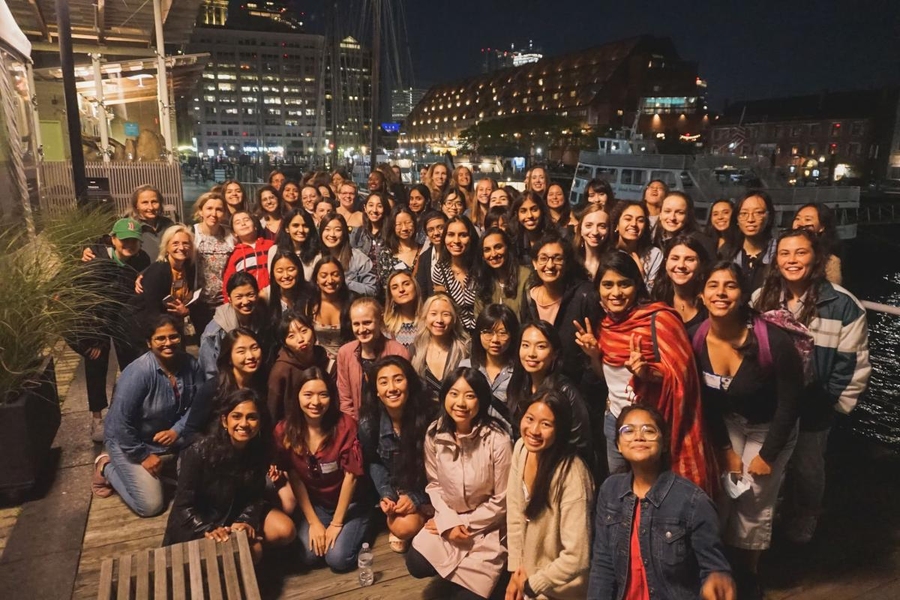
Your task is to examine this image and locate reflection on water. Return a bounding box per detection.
[843,230,900,450]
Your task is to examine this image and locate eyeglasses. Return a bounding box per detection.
[152,334,181,343]
[737,210,767,221]
[479,329,510,339]
[536,254,564,266]
[618,424,661,441]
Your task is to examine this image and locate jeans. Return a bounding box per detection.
[297,501,370,572]
[785,427,830,518]
[104,441,167,517]
[604,411,627,475]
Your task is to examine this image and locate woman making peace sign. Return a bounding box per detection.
[574,251,714,494]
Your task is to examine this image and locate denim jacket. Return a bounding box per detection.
[588,470,731,600]
[104,351,206,463]
[358,409,429,508]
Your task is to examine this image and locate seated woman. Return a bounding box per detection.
[475,227,530,317]
[651,233,712,335]
[163,389,295,563]
[410,294,470,400]
[275,367,369,572]
[383,270,422,351]
[587,405,735,600]
[93,315,206,517]
[318,212,377,297]
[135,224,199,334]
[199,272,268,379]
[359,356,437,553]
[337,297,410,419]
[304,257,355,363]
[506,391,594,600]
[406,367,512,600]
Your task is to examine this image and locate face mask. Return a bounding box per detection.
[721,472,752,499]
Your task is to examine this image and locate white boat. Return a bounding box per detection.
[570,135,860,239]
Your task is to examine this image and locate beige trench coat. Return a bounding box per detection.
[411,422,512,598]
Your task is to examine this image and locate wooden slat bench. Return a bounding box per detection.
[96,530,260,600]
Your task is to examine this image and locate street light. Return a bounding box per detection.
[536,147,543,156]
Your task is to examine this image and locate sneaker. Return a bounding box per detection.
[90,417,105,443]
[786,515,818,544]
[92,453,114,498]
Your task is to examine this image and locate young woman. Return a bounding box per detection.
[406,368,512,600]
[350,191,388,265]
[792,203,842,284]
[432,216,481,333]
[268,170,286,191]
[192,192,235,334]
[584,177,614,210]
[336,182,363,229]
[359,356,437,552]
[475,227,530,316]
[704,198,738,255]
[275,367,369,571]
[313,198,337,227]
[125,184,175,259]
[410,294,470,399]
[135,224,199,334]
[520,230,600,385]
[587,405,734,600]
[753,229,870,545]
[318,212,377,296]
[222,210,275,295]
[440,188,466,220]
[488,187,511,211]
[337,297,410,419]
[651,191,714,257]
[573,204,610,280]
[407,184,431,224]
[725,191,778,294]
[506,392,594,600]
[528,165,549,198]
[574,251,712,492]
[164,389,296,562]
[222,180,248,219]
[378,205,421,293]
[483,206,509,231]
[472,177,497,230]
[262,250,310,340]
[281,180,301,211]
[92,315,205,517]
[641,178,669,231]
[609,200,663,290]
[546,182,576,232]
[383,269,422,351]
[300,184,320,214]
[652,233,712,334]
[254,185,285,240]
[268,312,334,425]
[425,162,450,205]
[508,192,552,263]
[198,272,268,379]
[305,256,355,362]
[415,210,447,298]
[459,305,520,428]
[695,261,803,594]
[506,321,594,463]
[451,165,475,210]
[269,207,322,281]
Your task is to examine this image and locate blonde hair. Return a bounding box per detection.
[383,270,422,338]
[156,224,196,263]
[410,293,469,375]
[191,192,226,223]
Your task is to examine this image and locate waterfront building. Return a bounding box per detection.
[481,41,543,73]
[391,87,426,122]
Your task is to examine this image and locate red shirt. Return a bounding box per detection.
[274,413,364,509]
[624,500,651,600]
[222,238,274,299]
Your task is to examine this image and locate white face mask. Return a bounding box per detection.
[721,472,752,499]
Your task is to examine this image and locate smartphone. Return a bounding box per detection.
[162,294,175,304]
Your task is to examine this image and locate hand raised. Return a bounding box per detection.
[624,334,649,379]
[573,317,601,359]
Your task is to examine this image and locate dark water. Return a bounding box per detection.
[841,225,900,450]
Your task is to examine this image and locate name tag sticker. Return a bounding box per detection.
[320,460,339,474]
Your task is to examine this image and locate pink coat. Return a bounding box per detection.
[336,338,409,419]
[412,422,512,598]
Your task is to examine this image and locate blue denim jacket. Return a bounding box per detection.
[588,470,731,600]
[104,351,206,463]
[358,409,428,508]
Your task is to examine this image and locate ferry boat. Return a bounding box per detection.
[570,135,860,239]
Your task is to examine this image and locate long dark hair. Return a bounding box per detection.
[198,389,271,487]
[470,304,520,370]
[437,215,480,269]
[793,202,840,257]
[476,227,521,303]
[546,183,572,227]
[506,320,565,424]
[383,204,420,254]
[305,256,354,344]
[407,184,432,216]
[520,391,579,520]
[361,356,435,496]
[724,191,776,260]
[525,229,589,290]
[609,201,654,258]
[702,260,755,329]
[318,211,352,271]
[595,250,652,309]
[215,327,266,398]
[508,191,551,260]
[280,367,341,454]
[254,184,285,220]
[703,199,739,252]
[276,207,322,264]
[432,367,504,436]
[754,228,826,326]
[362,192,389,237]
[268,249,310,334]
[651,233,711,305]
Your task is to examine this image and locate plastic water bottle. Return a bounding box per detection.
[357,542,374,587]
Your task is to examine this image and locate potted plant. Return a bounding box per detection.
[0,207,114,494]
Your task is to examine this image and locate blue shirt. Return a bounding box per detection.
[104,351,206,462]
[358,407,429,508]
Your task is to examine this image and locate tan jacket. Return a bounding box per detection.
[507,439,594,600]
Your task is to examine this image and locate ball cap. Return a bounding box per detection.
[111,218,143,241]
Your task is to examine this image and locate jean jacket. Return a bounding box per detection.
[588,470,731,600]
[358,409,429,508]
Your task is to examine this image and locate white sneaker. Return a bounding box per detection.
[90,417,105,443]
[786,515,818,544]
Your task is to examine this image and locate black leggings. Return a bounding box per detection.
[405,546,489,600]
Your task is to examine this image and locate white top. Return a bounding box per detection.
[603,363,633,417]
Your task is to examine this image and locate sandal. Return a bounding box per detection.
[388,534,409,553]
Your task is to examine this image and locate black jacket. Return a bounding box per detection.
[163,438,269,545]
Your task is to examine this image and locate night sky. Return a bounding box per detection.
[283,0,900,109]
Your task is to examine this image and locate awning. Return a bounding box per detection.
[0,0,31,58]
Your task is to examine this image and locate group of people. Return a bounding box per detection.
[78,164,871,599]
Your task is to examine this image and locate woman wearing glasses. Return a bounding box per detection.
[588,404,735,600]
[725,192,778,294]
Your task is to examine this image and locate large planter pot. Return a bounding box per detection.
[0,356,61,494]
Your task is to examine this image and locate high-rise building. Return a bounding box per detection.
[325,35,372,154]
[186,1,326,161]
[391,88,426,122]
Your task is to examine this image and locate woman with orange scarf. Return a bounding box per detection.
[575,251,714,493]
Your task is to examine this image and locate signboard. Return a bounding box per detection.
[124,121,139,137]
[86,177,113,210]
[381,122,401,134]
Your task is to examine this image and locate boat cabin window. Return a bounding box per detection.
[576,165,594,180]
[621,169,646,186]
[680,171,695,188]
[650,171,678,189]
[597,167,618,182]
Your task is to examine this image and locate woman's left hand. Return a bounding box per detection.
[424,518,438,535]
[505,567,528,600]
[166,299,189,317]
[230,522,258,541]
[153,429,179,446]
[393,494,415,516]
[325,523,343,550]
[624,334,650,379]
[747,455,772,476]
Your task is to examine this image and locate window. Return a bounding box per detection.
[808,144,818,156]
[850,122,865,136]
[791,125,804,138]
[650,171,678,187]
[620,169,646,186]
[831,122,842,136]
[791,145,799,156]
[810,123,821,137]
[849,142,862,156]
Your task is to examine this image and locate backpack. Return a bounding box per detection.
[692,309,816,385]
